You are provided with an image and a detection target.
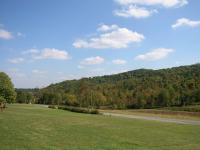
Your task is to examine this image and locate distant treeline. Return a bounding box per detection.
[15,64,200,109]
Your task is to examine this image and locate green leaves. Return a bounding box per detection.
[19,64,200,109]
[0,72,16,103]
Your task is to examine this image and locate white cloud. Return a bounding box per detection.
[22,49,40,55]
[8,58,24,64]
[135,48,174,61]
[115,0,188,8]
[112,59,127,64]
[0,29,13,40]
[33,48,70,60]
[58,74,82,81]
[172,18,200,29]
[17,32,25,37]
[81,56,105,65]
[73,24,144,49]
[97,24,119,32]
[31,69,47,78]
[108,69,128,75]
[114,5,157,18]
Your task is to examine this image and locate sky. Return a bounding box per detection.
[0,0,200,88]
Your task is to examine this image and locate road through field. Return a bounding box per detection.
[102,112,200,126]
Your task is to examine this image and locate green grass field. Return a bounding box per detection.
[0,104,200,150]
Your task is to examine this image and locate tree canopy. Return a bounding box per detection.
[17,64,200,109]
[0,72,16,103]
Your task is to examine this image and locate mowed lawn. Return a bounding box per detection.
[0,104,200,150]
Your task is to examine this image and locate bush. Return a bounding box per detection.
[48,105,57,109]
[90,109,99,114]
[0,96,6,103]
[58,106,99,114]
[0,96,6,108]
[165,105,200,112]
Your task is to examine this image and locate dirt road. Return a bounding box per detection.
[102,112,200,126]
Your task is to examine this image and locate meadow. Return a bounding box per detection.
[0,104,200,150]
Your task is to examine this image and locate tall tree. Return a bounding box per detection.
[158,89,170,107]
[0,72,16,103]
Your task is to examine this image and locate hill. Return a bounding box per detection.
[26,63,200,109]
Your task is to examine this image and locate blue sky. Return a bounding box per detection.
[0,0,200,88]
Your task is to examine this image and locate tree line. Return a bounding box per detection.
[1,64,200,109]
[16,64,200,109]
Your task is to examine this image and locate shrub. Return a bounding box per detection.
[90,109,99,114]
[164,105,200,112]
[48,105,57,109]
[58,106,99,114]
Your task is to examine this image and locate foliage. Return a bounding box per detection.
[16,64,200,109]
[158,89,171,107]
[57,105,99,114]
[16,90,35,104]
[0,96,6,103]
[0,72,16,103]
[62,93,78,106]
[165,105,200,112]
[48,105,57,109]
[37,92,62,105]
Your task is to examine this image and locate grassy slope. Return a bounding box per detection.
[0,104,200,150]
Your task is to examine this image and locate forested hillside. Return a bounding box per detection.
[17,64,200,109]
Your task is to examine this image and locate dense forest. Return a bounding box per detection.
[14,64,200,109]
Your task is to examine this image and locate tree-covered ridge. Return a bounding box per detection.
[30,63,199,109]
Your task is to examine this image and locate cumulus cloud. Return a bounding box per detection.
[8,58,24,64]
[0,29,13,40]
[135,48,174,61]
[114,0,187,19]
[81,56,105,65]
[33,48,70,60]
[115,0,188,8]
[73,24,144,49]
[172,18,200,29]
[114,5,157,18]
[112,59,127,64]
